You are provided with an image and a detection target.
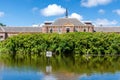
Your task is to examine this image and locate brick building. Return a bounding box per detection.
[0,10,95,40]
[42,18,94,33]
[0,27,41,41]
[42,9,94,33]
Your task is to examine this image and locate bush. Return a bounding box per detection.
[0,32,120,60]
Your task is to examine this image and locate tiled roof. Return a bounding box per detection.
[94,27,120,32]
[0,26,4,32]
[52,18,85,26]
[2,27,42,32]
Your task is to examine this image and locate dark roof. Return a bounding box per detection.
[52,18,85,26]
[2,27,42,32]
[94,27,120,32]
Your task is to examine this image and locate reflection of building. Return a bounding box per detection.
[46,65,52,74]
[53,72,79,80]
[0,62,4,71]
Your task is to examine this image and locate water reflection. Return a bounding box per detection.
[46,65,52,73]
[0,58,120,80]
[0,62,4,71]
[79,73,120,80]
[44,64,57,80]
[43,74,56,80]
[0,67,44,80]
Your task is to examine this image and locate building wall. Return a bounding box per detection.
[43,25,94,33]
[0,32,43,41]
[7,33,18,37]
[0,32,5,41]
[0,25,94,41]
[42,26,48,33]
[0,32,21,41]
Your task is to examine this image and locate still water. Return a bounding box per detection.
[0,59,120,80]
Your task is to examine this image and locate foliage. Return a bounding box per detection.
[0,32,120,61]
[0,23,6,26]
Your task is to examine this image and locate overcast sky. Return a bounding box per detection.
[0,0,120,27]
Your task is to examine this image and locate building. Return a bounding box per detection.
[42,9,94,33]
[0,27,41,41]
[94,27,120,33]
[0,10,94,40]
[0,17,94,41]
[0,27,5,41]
[42,18,94,33]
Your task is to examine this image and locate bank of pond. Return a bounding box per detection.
[0,32,120,61]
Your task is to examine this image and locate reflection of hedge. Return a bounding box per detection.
[1,32,120,58]
[2,56,120,75]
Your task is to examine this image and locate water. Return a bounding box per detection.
[0,59,120,80]
[80,73,120,80]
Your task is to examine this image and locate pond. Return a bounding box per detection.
[0,58,120,80]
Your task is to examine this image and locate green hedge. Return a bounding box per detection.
[0,32,120,60]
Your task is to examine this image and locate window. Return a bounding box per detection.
[58,28,61,33]
[75,27,78,32]
[0,36,3,41]
[0,36,3,38]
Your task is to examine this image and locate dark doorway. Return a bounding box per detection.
[50,28,52,33]
[84,29,86,32]
[66,28,70,33]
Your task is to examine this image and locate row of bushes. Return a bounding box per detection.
[0,32,120,60]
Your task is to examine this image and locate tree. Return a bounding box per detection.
[0,23,6,26]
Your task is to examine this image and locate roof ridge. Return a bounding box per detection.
[3,27,42,28]
[5,26,37,27]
